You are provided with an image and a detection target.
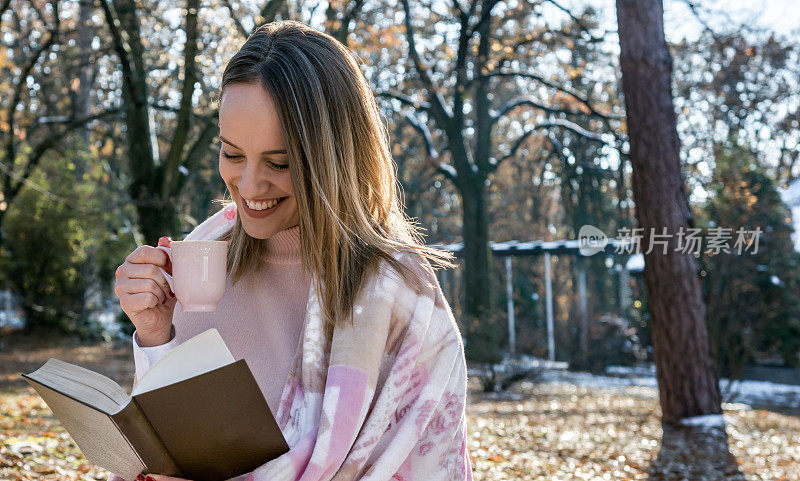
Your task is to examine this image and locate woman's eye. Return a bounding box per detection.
[268,162,290,171]
[222,151,288,171]
[222,152,242,160]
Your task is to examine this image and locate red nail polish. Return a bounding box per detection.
[136,475,146,481]
[145,476,156,481]
[169,291,175,298]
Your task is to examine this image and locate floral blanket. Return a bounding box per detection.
[111,203,473,481]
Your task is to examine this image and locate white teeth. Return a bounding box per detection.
[245,198,282,210]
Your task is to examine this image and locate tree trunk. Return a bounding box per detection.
[460,176,493,320]
[616,0,721,421]
[102,0,202,244]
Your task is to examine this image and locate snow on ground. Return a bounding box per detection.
[679,414,726,428]
[486,359,800,411]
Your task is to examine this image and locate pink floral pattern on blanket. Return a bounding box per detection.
[108,204,472,481]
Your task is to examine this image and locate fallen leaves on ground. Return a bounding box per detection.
[466,378,800,480]
[1,336,799,480]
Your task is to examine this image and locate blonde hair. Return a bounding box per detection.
[214,20,455,331]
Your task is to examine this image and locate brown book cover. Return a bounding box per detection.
[21,329,289,481]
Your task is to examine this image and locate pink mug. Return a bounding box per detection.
[156,240,228,312]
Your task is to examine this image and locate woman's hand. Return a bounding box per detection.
[114,236,178,346]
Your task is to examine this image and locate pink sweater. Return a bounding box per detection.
[132,225,311,413]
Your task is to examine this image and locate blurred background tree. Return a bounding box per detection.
[700,140,800,382]
[0,148,135,338]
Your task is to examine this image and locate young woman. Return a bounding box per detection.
[111,20,472,481]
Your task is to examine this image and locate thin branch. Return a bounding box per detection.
[400,0,453,123]
[471,71,622,120]
[404,113,438,159]
[495,128,536,166]
[221,0,249,38]
[403,112,457,181]
[338,0,365,43]
[532,118,605,141]
[162,0,200,198]
[0,0,12,19]
[3,109,121,204]
[259,0,285,24]
[451,0,465,18]
[490,118,606,172]
[4,0,59,186]
[491,96,594,122]
[467,0,479,18]
[541,0,606,43]
[681,0,759,40]
[375,91,431,111]
[150,102,181,113]
[176,115,219,193]
[452,0,473,125]
[467,0,501,38]
[98,0,138,105]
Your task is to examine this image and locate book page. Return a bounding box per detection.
[131,328,235,396]
[23,359,130,413]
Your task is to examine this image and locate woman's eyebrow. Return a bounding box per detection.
[218,135,287,155]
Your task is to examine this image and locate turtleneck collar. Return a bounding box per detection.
[262,225,302,265]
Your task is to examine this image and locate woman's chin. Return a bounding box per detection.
[242,222,281,240]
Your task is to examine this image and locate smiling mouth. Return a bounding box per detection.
[243,196,288,211]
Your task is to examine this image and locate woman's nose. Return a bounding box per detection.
[238,162,272,194]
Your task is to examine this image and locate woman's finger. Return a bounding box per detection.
[120,262,172,297]
[117,279,168,306]
[124,291,164,313]
[126,245,169,268]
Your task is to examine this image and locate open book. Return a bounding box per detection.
[22,328,289,481]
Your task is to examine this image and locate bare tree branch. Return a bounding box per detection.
[400,0,453,124]
[494,128,536,167]
[491,96,596,122]
[402,112,457,181]
[4,0,59,191]
[0,0,12,19]
[467,0,501,37]
[452,0,473,125]
[451,0,465,18]
[150,102,181,113]
[259,0,285,24]
[221,0,250,38]
[375,91,431,111]
[2,109,121,203]
[681,0,759,40]
[489,118,606,172]
[470,70,622,120]
[162,0,200,198]
[533,118,605,141]
[176,115,220,193]
[541,0,607,43]
[338,0,365,43]
[98,0,140,106]
[404,113,438,159]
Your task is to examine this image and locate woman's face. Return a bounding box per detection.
[218,83,299,239]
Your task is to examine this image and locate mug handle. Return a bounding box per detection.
[155,245,175,293]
